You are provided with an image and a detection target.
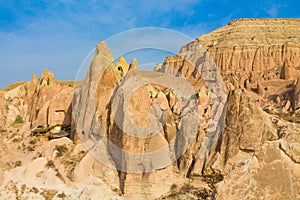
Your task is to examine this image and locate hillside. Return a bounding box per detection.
[0,18,299,199]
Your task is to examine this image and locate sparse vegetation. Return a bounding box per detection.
[29,139,37,145]
[276,112,300,123]
[13,115,24,124]
[45,160,55,168]
[63,160,76,181]
[160,183,212,200]
[57,192,67,198]
[12,138,20,143]
[160,169,224,199]
[203,169,224,189]
[62,150,86,181]
[0,127,6,133]
[55,144,68,157]
[30,187,39,194]
[1,81,26,91]
[170,183,177,191]
[21,184,26,194]
[39,189,58,200]
[26,146,35,151]
[55,170,64,181]
[15,160,22,167]
[56,80,82,87]
[36,171,44,178]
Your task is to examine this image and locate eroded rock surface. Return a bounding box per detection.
[197,18,300,73]
[210,89,300,199]
[73,40,227,198]
[1,18,300,200]
[0,68,73,129]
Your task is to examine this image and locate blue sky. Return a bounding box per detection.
[0,0,299,88]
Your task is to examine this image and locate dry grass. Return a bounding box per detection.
[55,144,68,157]
[1,82,26,91]
[40,189,58,200]
[55,80,75,87]
[276,112,300,123]
[1,79,82,92]
[56,80,82,87]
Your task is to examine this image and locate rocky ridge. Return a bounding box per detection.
[165,18,300,199]
[73,41,222,197]
[197,18,300,73]
[0,18,299,199]
[164,18,300,119]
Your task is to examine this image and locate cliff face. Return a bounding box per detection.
[197,18,300,74]
[73,41,224,197]
[162,18,300,114]
[163,19,300,85]
[27,85,73,127]
[153,18,300,199]
[214,90,300,199]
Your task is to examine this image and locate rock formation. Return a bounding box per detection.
[64,18,300,199]
[292,78,300,111]
[26,69,73,128]
[154,18,300,199]
[128,58,138,70]
[38,68,56,87]
[214,90,300,199]
[197,18,300,73]
[0,68,73,128]
[115,56,129,76]
[163,18,300,117]
[27,84,73,127]
[214,90,277,169]
[257,82,265,96]
[73,40,227,197]
[280,59,300,80]
[1,18,300,199]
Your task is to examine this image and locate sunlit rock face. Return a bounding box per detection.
[73,40,227,197]
[0,68,73,128]
[214,91,300,199]
[197,18,300,73]
[1,18,300,199]
[73,19,300,199]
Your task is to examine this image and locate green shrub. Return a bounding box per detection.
[14,115,24,124]
[203,170,224,189]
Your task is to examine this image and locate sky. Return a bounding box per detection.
[0,0,299,88]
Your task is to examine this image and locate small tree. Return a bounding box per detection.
[14,115,24,124]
